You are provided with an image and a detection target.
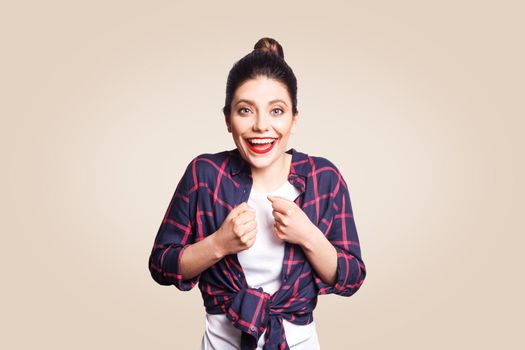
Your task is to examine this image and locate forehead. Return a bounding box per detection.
[233,76,290,104]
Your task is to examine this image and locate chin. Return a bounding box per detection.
[247,156,269,166]
[251,154,281,169]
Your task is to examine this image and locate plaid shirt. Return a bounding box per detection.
[149,147,366,350]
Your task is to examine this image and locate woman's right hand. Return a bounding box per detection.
[212,202,257,258]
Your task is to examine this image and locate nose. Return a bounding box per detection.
[253,112,270,131]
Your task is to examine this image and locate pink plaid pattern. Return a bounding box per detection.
[149,147,366,349]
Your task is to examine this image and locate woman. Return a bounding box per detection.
[149,37,366,350]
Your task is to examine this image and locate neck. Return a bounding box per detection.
[250,152,292,193]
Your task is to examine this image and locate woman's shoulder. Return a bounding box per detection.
[187,149,231,163]
[309,154,339,169]
[176,150,233,193]
[303,151,343,178]
[302,151,352,192]
[289,148,338,174]
[181,149,234,177]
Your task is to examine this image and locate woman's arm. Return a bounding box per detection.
[301,226,338,285]
[179,233,224,280]
[267,195,337,285]
[149,162,200,289]
[180,202,258,279]
[313,171,366,296]
[268,163,366,297]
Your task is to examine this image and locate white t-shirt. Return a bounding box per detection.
[201,181,320,350]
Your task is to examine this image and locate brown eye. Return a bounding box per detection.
[271,108,284,116]
[239,107,251,115]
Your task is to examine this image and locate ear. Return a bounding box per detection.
[225,115,232,133]
[290,113,299,134]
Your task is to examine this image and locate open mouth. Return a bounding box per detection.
[245,138,277,154]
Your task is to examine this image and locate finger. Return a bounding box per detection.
[230,205,253,225]
[268,196,293,214]
[242,219,257,232]
[241,234,256,249]
[235,202,256,218]
[228,204,243,220]
[247,234,256,246]
[234,202,251,213]
[267,195,287,203]
[272,211,288,226]
[233,202,250,215]
[272,225,283,240]
[276,222,288,235]
[232,216,254,237]
[235,219,257,238]
[240,228,257,243]
[235,209,256,226]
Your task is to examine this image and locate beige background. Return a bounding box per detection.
[2,0,523,349]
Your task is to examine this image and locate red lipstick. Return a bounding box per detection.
[246,138,277,154]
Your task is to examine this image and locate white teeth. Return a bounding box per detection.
[248,138,275,145]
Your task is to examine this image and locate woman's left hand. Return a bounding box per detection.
[267,195,317,247]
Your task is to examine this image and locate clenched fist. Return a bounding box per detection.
[212,202,257,257]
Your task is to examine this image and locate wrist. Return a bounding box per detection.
[301,224,324,252]
[209,229,226,259]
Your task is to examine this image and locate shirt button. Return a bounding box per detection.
[250,326,256,332]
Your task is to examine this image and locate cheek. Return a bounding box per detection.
[229,125,244,137]
[277,123,294,136]
[230,118,252,133]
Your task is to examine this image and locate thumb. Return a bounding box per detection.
[267,195,285,202]
[235,202,248,212]
[237,201,255,213]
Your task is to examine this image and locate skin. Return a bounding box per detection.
[180,76,337,286]
[225,75,298,193]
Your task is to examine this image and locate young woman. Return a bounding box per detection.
[149,37,366,350]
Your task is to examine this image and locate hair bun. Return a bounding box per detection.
[253,37,284,59]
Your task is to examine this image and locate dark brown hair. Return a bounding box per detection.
[222,37,298,118]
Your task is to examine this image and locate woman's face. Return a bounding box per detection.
[226,75,298,171]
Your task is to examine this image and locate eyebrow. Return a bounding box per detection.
[234,99,288,107]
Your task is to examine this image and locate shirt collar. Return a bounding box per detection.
[228,147,310,178]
